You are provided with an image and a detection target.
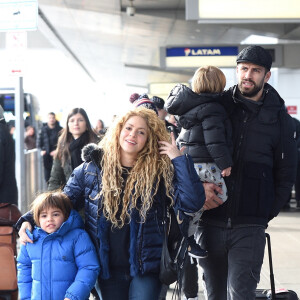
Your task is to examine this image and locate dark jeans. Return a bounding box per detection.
[98,270,162,300]
[196,224,266,300]
[43,154,53,182]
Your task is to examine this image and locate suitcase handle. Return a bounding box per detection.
[265,233,276,300]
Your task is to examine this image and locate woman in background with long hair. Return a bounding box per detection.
[48,107,98,190]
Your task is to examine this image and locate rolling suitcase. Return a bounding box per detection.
[255,233,299,299]
[0,203,21,300]
[0,243,18,300]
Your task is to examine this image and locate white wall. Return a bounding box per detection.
[272,68,300,120]
[0,48,144,129]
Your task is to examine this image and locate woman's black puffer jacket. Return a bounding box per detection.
[166,84,233,171]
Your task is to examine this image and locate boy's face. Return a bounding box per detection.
[39,207,65,234]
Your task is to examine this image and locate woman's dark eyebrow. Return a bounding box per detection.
[126,122,146,130]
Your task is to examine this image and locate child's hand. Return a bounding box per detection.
[159,132,182,160]
[64,298,70,300]
[221,167,231,177]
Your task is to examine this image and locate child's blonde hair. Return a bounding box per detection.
[192,66,226,94]
[31,191,73,227]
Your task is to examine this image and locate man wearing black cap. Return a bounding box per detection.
[196,45,297,300]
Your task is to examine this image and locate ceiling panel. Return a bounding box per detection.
[2,0,300,91]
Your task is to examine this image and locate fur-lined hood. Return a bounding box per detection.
[81,143,103,165]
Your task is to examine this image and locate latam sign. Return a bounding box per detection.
[165,46,238,68]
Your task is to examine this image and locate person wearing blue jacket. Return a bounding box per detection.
[17,191,100,300]
[17,107,205,300]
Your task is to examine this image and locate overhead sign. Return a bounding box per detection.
[198,0,300,20]
[186,0,300,21]
[0,0,38,32]
[165,46,238,68]
[6,31,27,76]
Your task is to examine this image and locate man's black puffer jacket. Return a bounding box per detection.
[37,121,62,154]
[202,83,297,227]
[166,84,233,171]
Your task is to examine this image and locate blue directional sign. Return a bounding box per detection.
[167,46,238,57]
[165,46,239,68]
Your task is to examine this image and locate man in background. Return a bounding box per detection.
[152,96,180,139]
[0,104,18,204]
[37,112,62,184]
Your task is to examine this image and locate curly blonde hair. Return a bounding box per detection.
[98,107,174,228]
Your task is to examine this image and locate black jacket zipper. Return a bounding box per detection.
[226,109,249,227]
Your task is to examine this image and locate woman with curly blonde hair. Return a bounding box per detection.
[17,107,205,300]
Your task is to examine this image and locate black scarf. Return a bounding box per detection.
[69,131,88,169]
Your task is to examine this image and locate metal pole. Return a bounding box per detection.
[15,76,26,213]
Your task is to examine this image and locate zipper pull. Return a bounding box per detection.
[227,217,232,228]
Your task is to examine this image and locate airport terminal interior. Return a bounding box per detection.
[0,0,300,299]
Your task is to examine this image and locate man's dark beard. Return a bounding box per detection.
[238,80,264,98]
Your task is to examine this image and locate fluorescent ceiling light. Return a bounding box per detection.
[198,0,300,19]
[241,35,279,45]
[166,56,236,68]
[149,83,189,95]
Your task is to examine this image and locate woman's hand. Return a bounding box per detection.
[159,132,182,160]
[19,221,33,245]
[203,182,224,210]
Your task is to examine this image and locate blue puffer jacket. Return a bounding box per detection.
[17,210,100,300]
[63,144,205,280]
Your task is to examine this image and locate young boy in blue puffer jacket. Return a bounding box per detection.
[17,191,100,300]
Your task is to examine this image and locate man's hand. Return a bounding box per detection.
[203,182,224,210]
[19,222,33,245]
[41,150,46,156]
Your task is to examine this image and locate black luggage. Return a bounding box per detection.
[255,233,299,300]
